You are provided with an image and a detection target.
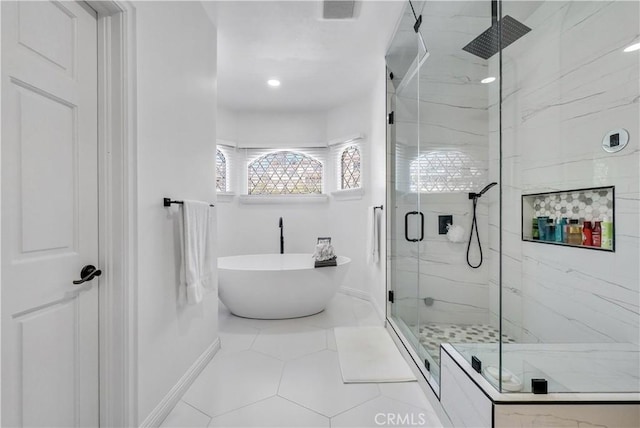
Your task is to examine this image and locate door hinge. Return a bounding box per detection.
[388,290,394,303]
[388,111,394,125]
[472,355,482,373]
[414,14,422,33]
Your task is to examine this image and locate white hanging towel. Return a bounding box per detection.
[367,206,380,264]
[180,200,215,305]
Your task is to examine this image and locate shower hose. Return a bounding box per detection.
[466,196,483,268]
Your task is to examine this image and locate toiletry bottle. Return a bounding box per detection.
[532,218,539,240]
[601,216,613,250]
[555,217,563,242]
[592,221,602,247]
[547,218,555,242]
[562,217,569,243]
[568,219,582,245]
[582,220,593,246]
[537,216,549,241]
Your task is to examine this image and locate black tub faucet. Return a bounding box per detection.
[279,217,284,254]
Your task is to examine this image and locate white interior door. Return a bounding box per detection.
[1,1,99,426]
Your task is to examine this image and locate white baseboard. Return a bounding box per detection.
[140,338,221,428]
[338,286,369,301]
[338,286,386,324]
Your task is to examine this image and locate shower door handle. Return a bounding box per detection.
[404,211,424,242]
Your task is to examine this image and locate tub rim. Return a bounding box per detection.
[217,253,351,272]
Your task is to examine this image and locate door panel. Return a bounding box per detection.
[2,1,99,426]
[21,301,77,427]
[17,81,76,254]
[18,1,76,76]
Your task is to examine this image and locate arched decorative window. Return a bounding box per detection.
[341,145,361,189]
[216,149,226,192]
[410,150,485,193]
[248,151,323,195]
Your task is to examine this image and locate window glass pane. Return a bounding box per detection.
[341,145,361,189]
[216,149,226,192]
[247,151,323,195]
[410,150,484,193]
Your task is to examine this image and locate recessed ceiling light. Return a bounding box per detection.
[267,79,281,87]
[481,77,496,84]
[623,42,640,53]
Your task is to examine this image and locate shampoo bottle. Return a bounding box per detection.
[568,221,582,245]
[582,220,593,246]
[555,218,564,242]
[547,218,555,241]
[601,216,614,250]
[538,216,549,241]
[592,221,602,247]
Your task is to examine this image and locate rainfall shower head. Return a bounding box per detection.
[463,16,531,60]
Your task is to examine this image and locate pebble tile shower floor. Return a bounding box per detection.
[160,294,443,428]
[419,323,516,365]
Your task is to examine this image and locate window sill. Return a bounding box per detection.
[239,194,329,205]
[216,192,236,202]
[331,188,365,201]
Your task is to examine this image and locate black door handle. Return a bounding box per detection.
[404,211,424,242]
[73,264,102,285]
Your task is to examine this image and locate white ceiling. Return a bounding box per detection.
[212,1,406,113]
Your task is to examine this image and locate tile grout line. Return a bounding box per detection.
[277,393,333,421]
[206,296,445,427]
[208,394,276,421]
[276,352,286,395]
[327,387,383,421]
[378,385,434,412]
[179,399,214,421]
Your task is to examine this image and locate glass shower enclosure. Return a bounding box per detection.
[386,0,639,397]
[387,0,500,391]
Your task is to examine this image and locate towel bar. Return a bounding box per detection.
[163,197,214,207]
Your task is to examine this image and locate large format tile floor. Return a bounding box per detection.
[160,293,443,427]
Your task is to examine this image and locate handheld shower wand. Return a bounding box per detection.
[468,182,498,200]
[467,182,497,268]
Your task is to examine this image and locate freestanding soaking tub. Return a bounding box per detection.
[218,253,351,319]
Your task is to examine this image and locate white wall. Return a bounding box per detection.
[326,65,388,315]
[216,83,388,313]
[215,3,403,321]
[494,0,640,345]
[235,110,327,147]
[364,63,389,316]
[216,109,331,259]
[217,107,237,143]
[134,2,218,423]
[217,199,330,257]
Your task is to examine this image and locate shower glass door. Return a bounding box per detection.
[387,0,500,395]
[386,0,434,384]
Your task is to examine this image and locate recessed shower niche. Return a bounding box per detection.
[521,186,615,251]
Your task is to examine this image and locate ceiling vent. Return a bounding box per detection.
[323,0,356,20]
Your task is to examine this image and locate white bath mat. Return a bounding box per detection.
[334,326,417,383]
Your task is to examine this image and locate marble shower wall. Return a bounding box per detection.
[492,0,640,344]
[393,193,491,326]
